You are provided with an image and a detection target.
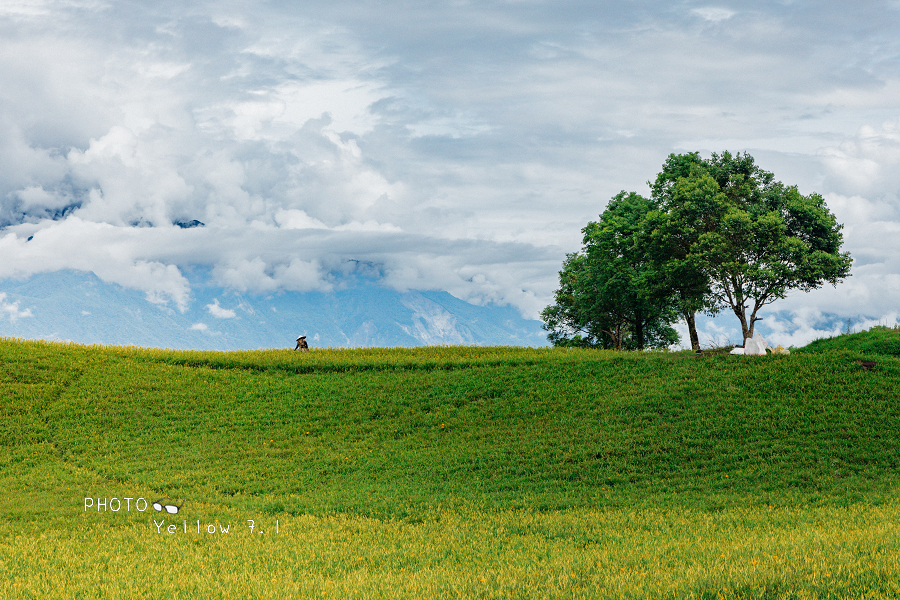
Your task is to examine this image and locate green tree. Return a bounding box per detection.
[644,154,726,351]
[693,151,853,341]
[540,251,608,348]
[541,192,680,350]
[549,151,852,351]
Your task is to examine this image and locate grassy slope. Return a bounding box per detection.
[1,332,900,598]
[799,325,900,358]
[3,337,899,520]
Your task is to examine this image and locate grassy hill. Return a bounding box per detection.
[798,324,900,358]
[1,330,899,598]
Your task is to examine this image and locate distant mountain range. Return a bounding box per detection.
[0,270,548,350]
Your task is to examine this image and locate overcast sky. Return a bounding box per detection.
[1,0,898,346]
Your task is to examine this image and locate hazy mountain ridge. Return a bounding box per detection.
[0,271,548,349]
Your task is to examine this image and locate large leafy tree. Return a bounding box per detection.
[541,192,680,350]
[645,151,852,343]
[694,151,853,341]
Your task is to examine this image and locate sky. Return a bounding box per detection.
[1,0,899,347]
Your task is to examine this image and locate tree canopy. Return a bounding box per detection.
[542,151,853,350]
[540,191,680,350]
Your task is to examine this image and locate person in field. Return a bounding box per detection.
[295,335,309,351]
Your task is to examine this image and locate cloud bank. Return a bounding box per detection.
[1,0,899,346]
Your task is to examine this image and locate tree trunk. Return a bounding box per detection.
[735,308,750,343]
[728,287,763,343]
[634,307,645,350]
[684,310,700,351]
[732,298,762,343]
[614,322,625,351]
[746,309,763,340]
[603,321,626,351]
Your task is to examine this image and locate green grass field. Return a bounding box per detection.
[1,327,899,598]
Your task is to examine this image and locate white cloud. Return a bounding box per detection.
[762,308,900,349]
[210,256,334,294]
[274,80,384,136]
[274,209,328,230]
[273,258,335,292]
[15,185,71,212]
[691,7,736,21]
[333,220,403,233]
[0,0,107,19]
[0,292,33,322]
[206,299,236,319]
[758,308,844,349]
[211,258,276,293]
[190,323,208,331]
[818,118,900,198]
[0,221,192,311]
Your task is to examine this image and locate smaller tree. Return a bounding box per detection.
[541,192,680,350]
[541,251,606,348]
